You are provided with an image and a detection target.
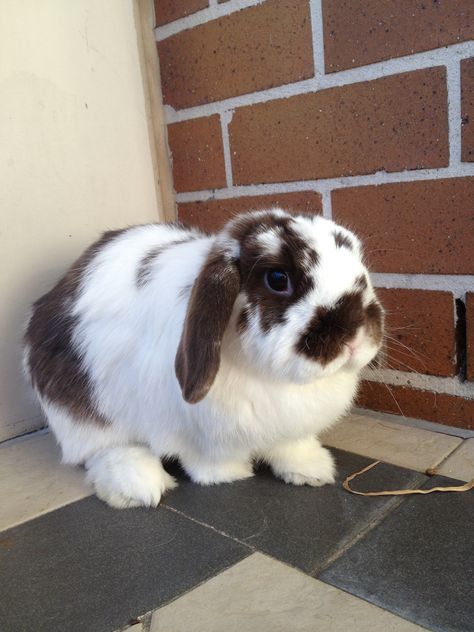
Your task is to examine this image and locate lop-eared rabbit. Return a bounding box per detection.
[24,209,384,508]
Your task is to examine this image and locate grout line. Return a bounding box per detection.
[447,57,462,166]
[140,612,152,632]
[174,164,474,203]
[162,78,317,122]
[362,367,474,400]
[312,474,426,577]
[155,0,264,40]
[321,190,332,219]
[309,0,326,79]
[0,424,48,447]
[455,296,467,379]
[429,439,468,474]
[140,529,254,616]
[115,612,152,632]
[162,503,255,550]
[220,111,234,187]
[162,42,474,122]
[370,273,474,297]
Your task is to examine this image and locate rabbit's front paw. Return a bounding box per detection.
[86,446,177,509]
[266,439,336,487]
[279,457,336,487]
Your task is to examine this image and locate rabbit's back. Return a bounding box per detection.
[24,223,213,438]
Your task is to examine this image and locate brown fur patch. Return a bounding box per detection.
[24,229,127,424]
[297,291,372,365]
[355,274,368,291]
[175,247,241,404]
[136,246,165,287]
[136,238,195,287]
[333,230,353,250]
[237,305,251,333]
[229,212,319,267]
[230,212,319,333]
[365,299,385,347]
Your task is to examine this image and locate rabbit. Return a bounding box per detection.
[23,208,384,508]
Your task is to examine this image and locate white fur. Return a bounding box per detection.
[26,210,382,508]
[42,399,132,465]
[86,446,177,509]
[265,437,336,486]
[255,228,282,255]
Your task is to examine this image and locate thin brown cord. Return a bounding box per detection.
[343,461,474,497]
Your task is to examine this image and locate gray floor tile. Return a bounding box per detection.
[151,553,425,632]
[320,475,474,632]
[0,497,250,632]
[163,449,427,574]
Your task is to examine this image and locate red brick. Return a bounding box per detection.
[357,381,474,430]
[167,116,226,193]
[157,0,314,109]
[467,293,474,381]
[461,58,474,162]
[323,0,474,72]
[178,191,322,232]
[376,288,455,378]
[332,177,474,274]
[154,0,208,27]
[230,68,448,185]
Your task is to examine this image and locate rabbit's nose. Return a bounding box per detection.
[346,340,359,356]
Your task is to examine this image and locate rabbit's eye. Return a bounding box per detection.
[264,269,293,295]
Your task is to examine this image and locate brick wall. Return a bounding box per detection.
[154,0,474,431]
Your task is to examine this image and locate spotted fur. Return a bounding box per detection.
[23,209,384,509]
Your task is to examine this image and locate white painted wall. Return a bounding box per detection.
[0,0,163,441]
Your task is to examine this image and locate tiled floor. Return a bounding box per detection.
[437,438,474,481]
[0,414,473,632]
[321,413,463,472]
[0,431,91,531]
[151,554,425,632]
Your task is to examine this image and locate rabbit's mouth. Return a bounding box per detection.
[295,288,384,369]
[343,339,382,373]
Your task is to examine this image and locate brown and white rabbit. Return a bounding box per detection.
[23,209,384,508]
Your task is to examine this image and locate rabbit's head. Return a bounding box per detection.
[176,209,384,403]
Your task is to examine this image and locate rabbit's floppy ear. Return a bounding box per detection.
[175,246,240,404]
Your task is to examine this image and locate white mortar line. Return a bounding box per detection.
[321,190,332,219]
[162,42,474,122]
[309,0,325,79]
[362,367,474,400]
[162,78,316,123]
[155,0,264,40]
[175,164,474,203]
[220,111,234,187]
[447,57,462,166]
[370,274,474,297]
